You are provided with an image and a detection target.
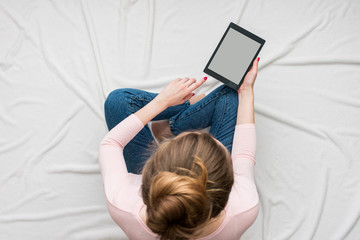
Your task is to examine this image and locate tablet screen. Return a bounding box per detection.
[207,28,261,85]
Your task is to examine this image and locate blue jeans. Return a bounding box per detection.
[104,84,239,174]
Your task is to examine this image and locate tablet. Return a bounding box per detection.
[203,22,265,91]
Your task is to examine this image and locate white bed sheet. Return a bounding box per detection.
[1,0,360,239]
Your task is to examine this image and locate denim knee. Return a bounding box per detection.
[104,88,135,130]
[219,85,238,101]
[105,88,129,112]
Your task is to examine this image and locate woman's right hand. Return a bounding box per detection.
[155,77,207,108]
[238,57,259,93]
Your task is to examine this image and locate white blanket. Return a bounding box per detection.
[1,0,359,239]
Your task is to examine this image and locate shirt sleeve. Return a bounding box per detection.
[229,123,259,213]
[97,114,144,202]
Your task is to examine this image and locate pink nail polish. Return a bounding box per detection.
[257,57,260,61]
[204,77,207,80]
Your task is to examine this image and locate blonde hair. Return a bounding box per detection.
[141,131,234,240]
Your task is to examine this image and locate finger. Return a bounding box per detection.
[188,77,207,92]
[255,57,259,68]
[251,57,259,72]
[183,77,190,82]
[186,78,197,87]
[183,92,194,102]
[174,78,182,82]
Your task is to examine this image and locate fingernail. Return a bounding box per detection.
[204,77,207,80]
[192,93,195,96]
[257,57,260,61]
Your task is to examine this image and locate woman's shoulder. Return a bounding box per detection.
[105,173,143,213]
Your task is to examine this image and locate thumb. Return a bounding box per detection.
[251,57,259,73]
[184,92,195,102]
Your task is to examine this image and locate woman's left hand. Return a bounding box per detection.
[155,77,207,108]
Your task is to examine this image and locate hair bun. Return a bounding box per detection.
[147,157,211,240]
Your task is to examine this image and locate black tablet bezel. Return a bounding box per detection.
[203,22,265,91]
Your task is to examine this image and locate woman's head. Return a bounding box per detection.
[141,131,234,240]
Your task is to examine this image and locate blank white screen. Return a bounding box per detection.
[208,28,261,84]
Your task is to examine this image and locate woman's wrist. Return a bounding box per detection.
[153,96,169,109]
[134,98,168,125]
[238,88,254,101]
[237,88,255,124]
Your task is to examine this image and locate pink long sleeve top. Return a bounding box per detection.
[98,114,259,240]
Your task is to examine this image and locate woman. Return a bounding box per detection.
[98,57,260,240]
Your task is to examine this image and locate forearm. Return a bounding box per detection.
[237,89,255,124]
[134,97,168,125]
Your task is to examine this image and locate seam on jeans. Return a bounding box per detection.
[169,118,182,135]
[168,118,174,134]
[129,101,135,113]
[132,94,154,102]
[129,95,136,113]
[168,100,190,134]
[130,95,151,113]
[213,94,226,137]
[176,91,224,121]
